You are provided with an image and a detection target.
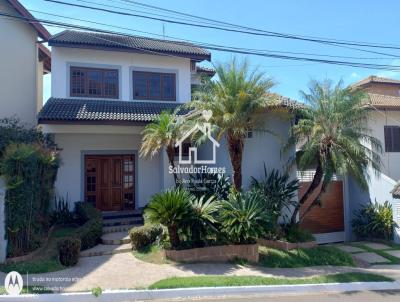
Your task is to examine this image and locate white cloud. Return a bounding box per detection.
[350,72,360,78]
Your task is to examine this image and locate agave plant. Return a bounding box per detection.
[219,192,268,244]
[251,165,299,225]
[188,195,220,247]
[144,188,192,248]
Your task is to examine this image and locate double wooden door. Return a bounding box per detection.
[85,155,135,211]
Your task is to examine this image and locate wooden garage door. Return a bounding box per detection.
[299,181,344,233]
[85,155,135,211]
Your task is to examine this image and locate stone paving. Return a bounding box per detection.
[352,252,391,264]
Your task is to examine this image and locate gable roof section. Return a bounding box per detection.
[7,0,50,40]
[352,75,400,88]
[48,30,211,61]
[367,93,400,110]
[392,182,400,199]
[38,98,185,125]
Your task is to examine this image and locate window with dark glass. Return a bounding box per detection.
[70,67,119,99]
[133,71,176,101]
[384,126,400,152]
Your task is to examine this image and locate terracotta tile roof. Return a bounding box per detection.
[38,98,185,125]
[367,93,400,109]
[49,30,211,61]
[352,75,400,87]
[6,0,50,40]
[266,93,304,110]
[196,66,216,76]
[392,182,400,199]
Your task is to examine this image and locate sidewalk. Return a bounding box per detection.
[1,252,400,292]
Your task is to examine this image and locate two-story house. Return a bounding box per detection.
[0,0,51,125]
[38,30,297,213]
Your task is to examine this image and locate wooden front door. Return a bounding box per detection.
[85,155,135,211]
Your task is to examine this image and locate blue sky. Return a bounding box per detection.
[20,0,400,101]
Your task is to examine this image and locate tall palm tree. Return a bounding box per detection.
[140,111,182,187]
[191,58,275,190]
[290,80,382,224]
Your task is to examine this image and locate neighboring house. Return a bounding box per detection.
[352,76,400,180]
[38,30,297,213]
[0,0,51,125]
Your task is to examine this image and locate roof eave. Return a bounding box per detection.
[48,41,211,61]
[37,119,150,126]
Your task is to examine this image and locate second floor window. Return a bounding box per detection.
[133,71,176,101]
[70,67,119,99]
[384,126,400,152]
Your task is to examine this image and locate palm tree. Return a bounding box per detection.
[191,58,275,190]
[289,80,382,225]
[140,111,182,187]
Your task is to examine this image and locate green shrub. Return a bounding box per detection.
[251,166,299,226]
[1,143,59,256]
[74,202,102,250]
[57,237,81,267]
[187,172,231,200]
[283,224,315,243]
[51,195,74,225]
[219,192,268,244]
[129,224,164,250]
[145,188,193,249]
[352,200,397,240]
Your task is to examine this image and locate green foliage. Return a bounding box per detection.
[57,237,81,267]
[74,202,102,250]
[188,172,231,200]
[251,166,299,227]
[0,117,55,159]
[190,58,275,189]
[145,188,193,248]
[50,195,74,225]
[91,287,102,298]
[219,192,268,244]
[283,224,315,243]
[1,143,59,256]
[129,224,164,250]
[186,195,220,247]
[352,201,397,240]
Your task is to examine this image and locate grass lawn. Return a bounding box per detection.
[149,272,393,289]
[133,244,171,264]
[259,246,355,268]
[0,286,52,295]
[0,225,80,274]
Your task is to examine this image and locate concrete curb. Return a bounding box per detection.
[1,281,399,301]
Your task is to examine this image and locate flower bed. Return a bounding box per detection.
[257,238,317,251]
[165,244,259,263]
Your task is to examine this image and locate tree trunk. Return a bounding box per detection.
[166,144,179,188]
[299,180,329,222]
[167,225,180,248]
[290,158,323,225]
[226,131,244,191]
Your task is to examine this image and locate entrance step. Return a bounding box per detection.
[80,243,132,257]
[102,216,143,227]
[101,231,131,245]
[102,210,143,220]
[102,224,138,234]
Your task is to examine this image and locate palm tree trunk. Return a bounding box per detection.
[168,225,180,248]
[290,158,323,225]
[299,180,329,222]
[226,131,244,191]
[166,144,179,188]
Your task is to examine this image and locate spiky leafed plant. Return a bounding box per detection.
[140,111,183,187]
[188,195,220,247]
[289,80,382,224]
[191,58,275,190]
[144,188,192,248]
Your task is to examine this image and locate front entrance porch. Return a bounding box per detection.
[85,154,135,211]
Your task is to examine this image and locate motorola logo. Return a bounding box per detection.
[4,271,23,296]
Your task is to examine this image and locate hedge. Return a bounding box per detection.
[74,202,102,250]
[129,224,163,250]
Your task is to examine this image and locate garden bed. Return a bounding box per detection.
[257,238,317,251]
[165,244,259,263]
